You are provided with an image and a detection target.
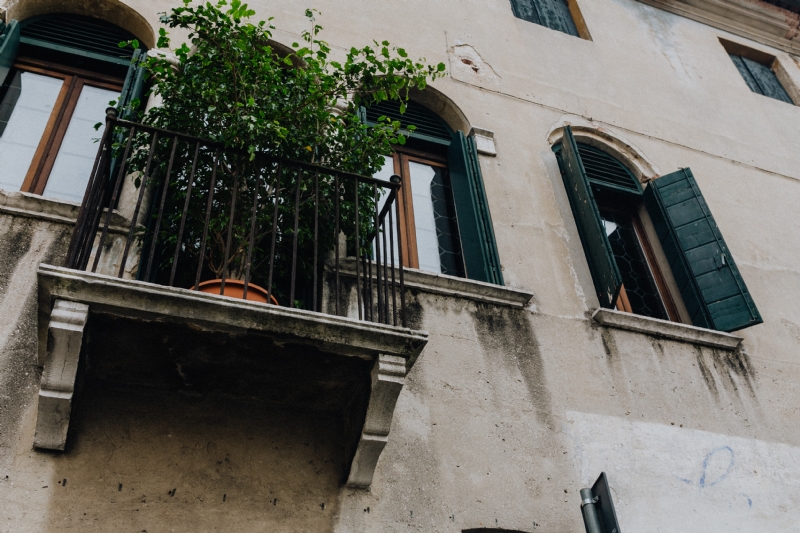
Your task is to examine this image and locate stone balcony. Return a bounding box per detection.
[35,264,428,489]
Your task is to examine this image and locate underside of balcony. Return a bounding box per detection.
[35,264,428,488]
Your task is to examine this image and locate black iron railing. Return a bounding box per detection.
[66,108,406,326]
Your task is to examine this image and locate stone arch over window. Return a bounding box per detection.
[547,115,662,184]
[405,84,471,135]
[6,0,154,49]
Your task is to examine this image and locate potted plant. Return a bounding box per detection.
[122,0,445,307]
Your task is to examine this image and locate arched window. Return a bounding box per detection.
[555,140,676,320]
[555,126,762,332]
[0,14,146,203]
[362,100,503,285]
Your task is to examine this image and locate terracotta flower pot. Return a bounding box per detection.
[194,279,278,305]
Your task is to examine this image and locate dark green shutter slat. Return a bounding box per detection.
[730,53,793,104]
[729,54,760,94]
[364,100,451,141]
[20,14,139,65]
[741,56,793,103]
[509,0,578,36]
[448,131,504,285]
[510,0,543,25]
[643,168,762,332]
[579,144,641,193]
[118,49,146,119]
[0,20,20,87]
[559,126,622,308]
[109,50,146,181]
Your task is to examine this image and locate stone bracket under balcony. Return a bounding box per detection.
[35,264,428,488]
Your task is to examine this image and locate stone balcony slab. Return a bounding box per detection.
[35,264,429,488]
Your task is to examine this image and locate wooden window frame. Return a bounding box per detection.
[386,145,449,270]
[7,56,123,195]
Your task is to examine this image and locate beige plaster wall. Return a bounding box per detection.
[1,0,800,531]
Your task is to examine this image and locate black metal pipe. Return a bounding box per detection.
[580,488,603,533]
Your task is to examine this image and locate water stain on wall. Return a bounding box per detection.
[471,305,553,427]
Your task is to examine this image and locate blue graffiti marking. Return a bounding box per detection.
[741,493,752,508]
[699,446,735,488]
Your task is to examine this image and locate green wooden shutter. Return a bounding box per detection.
[509,0,579,37]
[643,168,762,332]
[118,49,147,118]
[448,131,504,285]
[559,126,622,308]
[0,20,20,87]
[729,54,793,104]
[109,50,146,181]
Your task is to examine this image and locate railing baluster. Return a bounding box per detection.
[67,110,115,268]
[366,250,373,321]
[373,183,383,324]
[194,149,220,290]
[313,172,319,313]
[170,141,201,286]
[92,125,137,273]
[334,173,341,316]
[388,200,397,326]
[266,162,282,306]
[220,158,241,296]
[391,176,406,328]
[75,138,112,270]
[382,214,389,324]
[144,135,179,282]
[243,162,262,300]
[354,177,362,321]
[289,165,302,306]
[71,118,407,326]
[119,131,159,278]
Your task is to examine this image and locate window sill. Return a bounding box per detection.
[0,188,129,231]
[334,258,534,308]
[592,308,742,350]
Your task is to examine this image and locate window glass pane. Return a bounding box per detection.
[600,210,668,320]
[373,155,400,266]
[408,161,441,274]
[44,84,119,203]
[429,166,464,277]
[0,72,63,193]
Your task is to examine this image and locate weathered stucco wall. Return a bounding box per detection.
[1,0,800,530]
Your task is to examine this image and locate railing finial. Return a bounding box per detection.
[106,107,119,119]
[390,174,401,185]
